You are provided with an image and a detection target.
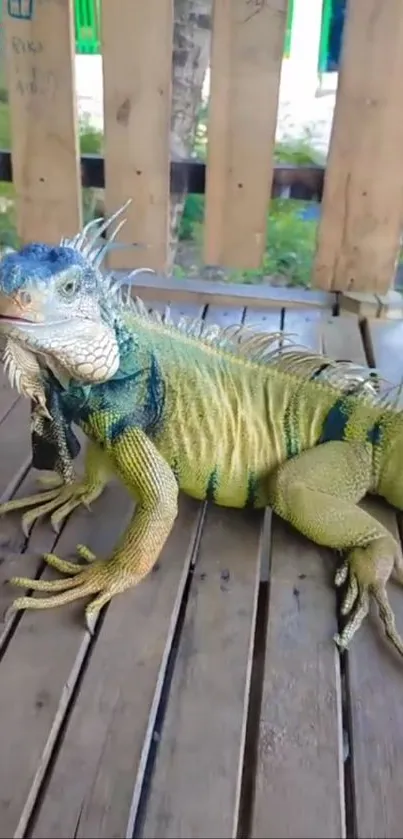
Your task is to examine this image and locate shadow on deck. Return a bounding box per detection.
[0,290,402,838]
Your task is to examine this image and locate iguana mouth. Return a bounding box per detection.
[0,314,34,323]
[0,314,70,327]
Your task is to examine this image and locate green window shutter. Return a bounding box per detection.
[318,0,332,72]
[284,0,294,58]
[75,0,101,55]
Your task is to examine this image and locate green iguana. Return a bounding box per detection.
[0,202,402,657]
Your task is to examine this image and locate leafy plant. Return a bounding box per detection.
[78,114,103,154]
[240,199,318,287]
[178,193,204,241]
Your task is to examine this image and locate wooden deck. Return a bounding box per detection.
[0,297,403,839]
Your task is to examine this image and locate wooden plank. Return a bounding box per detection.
[102,0,173,272]
[0,466,68,650]
[251,519,345,839]
[284,307,331,351]
[320,313,367,366]
[338,292,380,319]
[4,0,81,243]
[128,273,336,310]
[0,478,134,839]
[0,368,21,424]
[168,302,205,322]
[29,497,204,839]
[313,0,403,294]
[0,395,31,499]
[0,384,32,534]
[251,308,345,838]
[203,0,288,269]
[243,307,282,333]
[0,426,85,650]
[348,494,403,839]
[243,308,283,362]
[365,319,403,388]
[204,302,245,328]
[322,316,403,838]
[141,504,263,839]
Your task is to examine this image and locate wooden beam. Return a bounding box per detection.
[4,0,81,244]
[313,0,403,294]
[101,0,173,273]
[204,0,288,270]
[124,271,337,309]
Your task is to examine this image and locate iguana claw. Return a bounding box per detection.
[6,545,134,630]
[0,476,106,535]
[333,537,403,657]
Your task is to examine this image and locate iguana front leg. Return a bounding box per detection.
[0,439,112,535]
[267,440,403,656]
[7,428,179,631]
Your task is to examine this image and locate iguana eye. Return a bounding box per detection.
[61,277,76,297]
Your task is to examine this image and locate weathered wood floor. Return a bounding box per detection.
[0,299,403,839]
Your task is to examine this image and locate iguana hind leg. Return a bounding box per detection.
[0,441,112,535]
[267,440,403,656]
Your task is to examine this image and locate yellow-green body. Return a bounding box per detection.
[75,315,397,513]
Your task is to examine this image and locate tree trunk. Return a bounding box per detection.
[168,0,212,270]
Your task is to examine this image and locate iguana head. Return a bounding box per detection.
[0,201,148,389]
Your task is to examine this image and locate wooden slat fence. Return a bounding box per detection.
[2,0,403,292]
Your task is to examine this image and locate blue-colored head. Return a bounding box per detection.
[0,239,120,384]
[0,241,107,319]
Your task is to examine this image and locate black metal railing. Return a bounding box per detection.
[0,150,325,202]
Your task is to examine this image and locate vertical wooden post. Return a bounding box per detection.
[313,0,403,295]
[102,0,173,273]
[4,0,82,244]
[203,0,288,270]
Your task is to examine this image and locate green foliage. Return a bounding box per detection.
[78,114,103,154]
[0,203,19,250]
[239,199,318,287]
[0,101,11,150]
[273,132,326,166]
[178,193,204,242]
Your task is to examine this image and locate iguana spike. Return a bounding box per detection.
[83,199,132,254]
[90,218,128,268]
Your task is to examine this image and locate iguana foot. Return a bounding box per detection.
[0,476,107,536]
[6,545,133,633]
[333,535,403,656]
